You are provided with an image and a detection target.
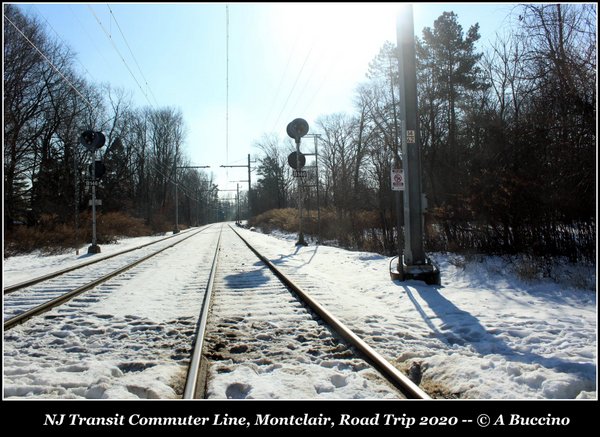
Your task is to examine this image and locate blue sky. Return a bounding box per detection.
[16,2,517,195]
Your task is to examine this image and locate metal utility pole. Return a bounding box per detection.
[295,139,305,245]
[247,153,252,210]
[229,180,248,223]
[303,133,322,243]
[220,154,254,217]
[395,5,440,285]
[313,135,321,243]
[74,150,80,255]
[90,164,99,250]
[174,167,180,234]
[174,165,210,233]
[236,183,240,224]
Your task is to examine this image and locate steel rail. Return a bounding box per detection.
[182,226,223,399]
[4,227,209,331]
[229,225,431,400]
[4,226,205,294]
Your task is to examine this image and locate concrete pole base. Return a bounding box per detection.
[296,234,308,246]
[87,244,101,254]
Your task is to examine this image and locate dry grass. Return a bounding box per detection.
[249,207,384,251]
[4,211,155,257]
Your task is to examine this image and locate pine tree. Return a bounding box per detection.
[416,11,484,225]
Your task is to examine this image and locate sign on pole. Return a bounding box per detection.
[391,168,405,191]
[293,170,308,178]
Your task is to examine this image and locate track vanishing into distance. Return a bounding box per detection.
[3,223,429,400]
[3,228,201,294]
[3,227,209,329]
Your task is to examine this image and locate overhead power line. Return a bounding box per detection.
[262,30,302,134]
[67,4,113,78]
[106,4,160,108]
[300,51,340,116]
[32,5,98,84]
[87,4,155,109]
[3,13,95,111]
[271,44,315,133]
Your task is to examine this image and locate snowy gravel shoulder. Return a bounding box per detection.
[2,224,596,400]
[3,228,220,399]
[238,227,597,399]
[2,229,193,288]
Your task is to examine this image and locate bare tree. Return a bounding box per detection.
[252,134,291,214]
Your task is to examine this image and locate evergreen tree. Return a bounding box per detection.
[416,11,484,225]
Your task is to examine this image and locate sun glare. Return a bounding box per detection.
[269,3,399,51]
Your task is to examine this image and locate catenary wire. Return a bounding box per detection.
[3,13,95,111]
[88,4,155,109]
[32,5,98,84]
[106,4,160,108]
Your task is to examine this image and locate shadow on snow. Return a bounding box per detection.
[400,282,595,380]
[223,261,271,289]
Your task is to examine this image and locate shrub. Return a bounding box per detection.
[4,211,154,257]
[249,208,388,252]
[97,212,152,240]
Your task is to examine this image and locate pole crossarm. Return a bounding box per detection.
[220,154,254,217]
[173,164,211,233]
[177,166,211,169]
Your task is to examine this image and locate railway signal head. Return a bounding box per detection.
[89,160,106,179]
[287,151,306,170]
[286,118,309,144]
[80,131,106,152]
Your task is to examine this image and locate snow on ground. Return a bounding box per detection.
[2,224,596,399]
[3,228,218,399]
[238,227,597,399]
[204,229,401,399]
[2,229,193,288]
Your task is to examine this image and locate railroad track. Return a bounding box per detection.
[3,228,197,293]
[4,223,429,400]
[185,224,429,400]
[3,226,212,330]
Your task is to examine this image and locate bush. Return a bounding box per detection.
[4,223,74,256]
[248,208,298,234]
[4,211,154,257]
[97,212,152,241]
[249,208,387,252]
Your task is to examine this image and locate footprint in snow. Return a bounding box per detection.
[226,383,252,399]
[330,374,348,388]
